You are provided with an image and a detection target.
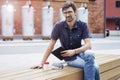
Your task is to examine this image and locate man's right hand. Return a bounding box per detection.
[31,65,43,69]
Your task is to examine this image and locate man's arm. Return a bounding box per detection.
[61,38,91,57]
[74,38,91,54]
[41,39,57,64]
[31,39,57,69]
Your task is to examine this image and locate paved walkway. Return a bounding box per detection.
[0,36,120,73]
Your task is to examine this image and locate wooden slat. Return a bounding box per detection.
[100,58,120,73]
[0,69,33,77]
[31,66,83,80]
[100,66,120,80]
[0,69,56,80]
[109,73,120,80]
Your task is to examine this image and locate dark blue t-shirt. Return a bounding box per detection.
[51,20,90,61]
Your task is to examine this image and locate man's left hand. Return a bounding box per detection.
[61,50,75,57]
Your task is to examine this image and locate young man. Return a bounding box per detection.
[32,1,100,80]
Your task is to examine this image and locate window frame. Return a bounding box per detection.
[116,1,120,8]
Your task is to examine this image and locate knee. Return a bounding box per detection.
[84,50,95,60]
[83,50,95,64]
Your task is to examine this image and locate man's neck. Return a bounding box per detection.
[67,19,76,30]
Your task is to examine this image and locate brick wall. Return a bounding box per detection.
[89,0,105,33]
[0,0,104,35]
[106,0,120,17]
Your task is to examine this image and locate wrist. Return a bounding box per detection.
[41,61,45,64]
[74,49,76,55]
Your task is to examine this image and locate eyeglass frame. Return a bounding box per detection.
[63,11,73,15]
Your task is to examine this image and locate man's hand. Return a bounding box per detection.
[61,50,75,57]
[31,64,43,69]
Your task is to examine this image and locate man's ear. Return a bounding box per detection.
[75,11,78,16]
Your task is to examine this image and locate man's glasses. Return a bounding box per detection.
[63,11,73,15]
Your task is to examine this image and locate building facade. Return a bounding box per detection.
[0,0,105,39]
[106,0,120,30]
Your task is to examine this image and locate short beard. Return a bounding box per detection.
[66,16,73,22]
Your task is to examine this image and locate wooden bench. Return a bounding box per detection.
[0,53,120,80]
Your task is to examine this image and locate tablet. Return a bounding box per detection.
[51,47,65,60]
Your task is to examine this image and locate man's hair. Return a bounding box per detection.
[62,1,77,12]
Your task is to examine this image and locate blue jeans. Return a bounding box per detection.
[66,50,100,80]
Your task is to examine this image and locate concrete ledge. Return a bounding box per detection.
[0,34,106,40]
[110,30,120,36]
[91,34,105,38]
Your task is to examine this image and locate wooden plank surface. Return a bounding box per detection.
[109,73,120,80]
[100,66,120,80]
[0,53,120,80]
